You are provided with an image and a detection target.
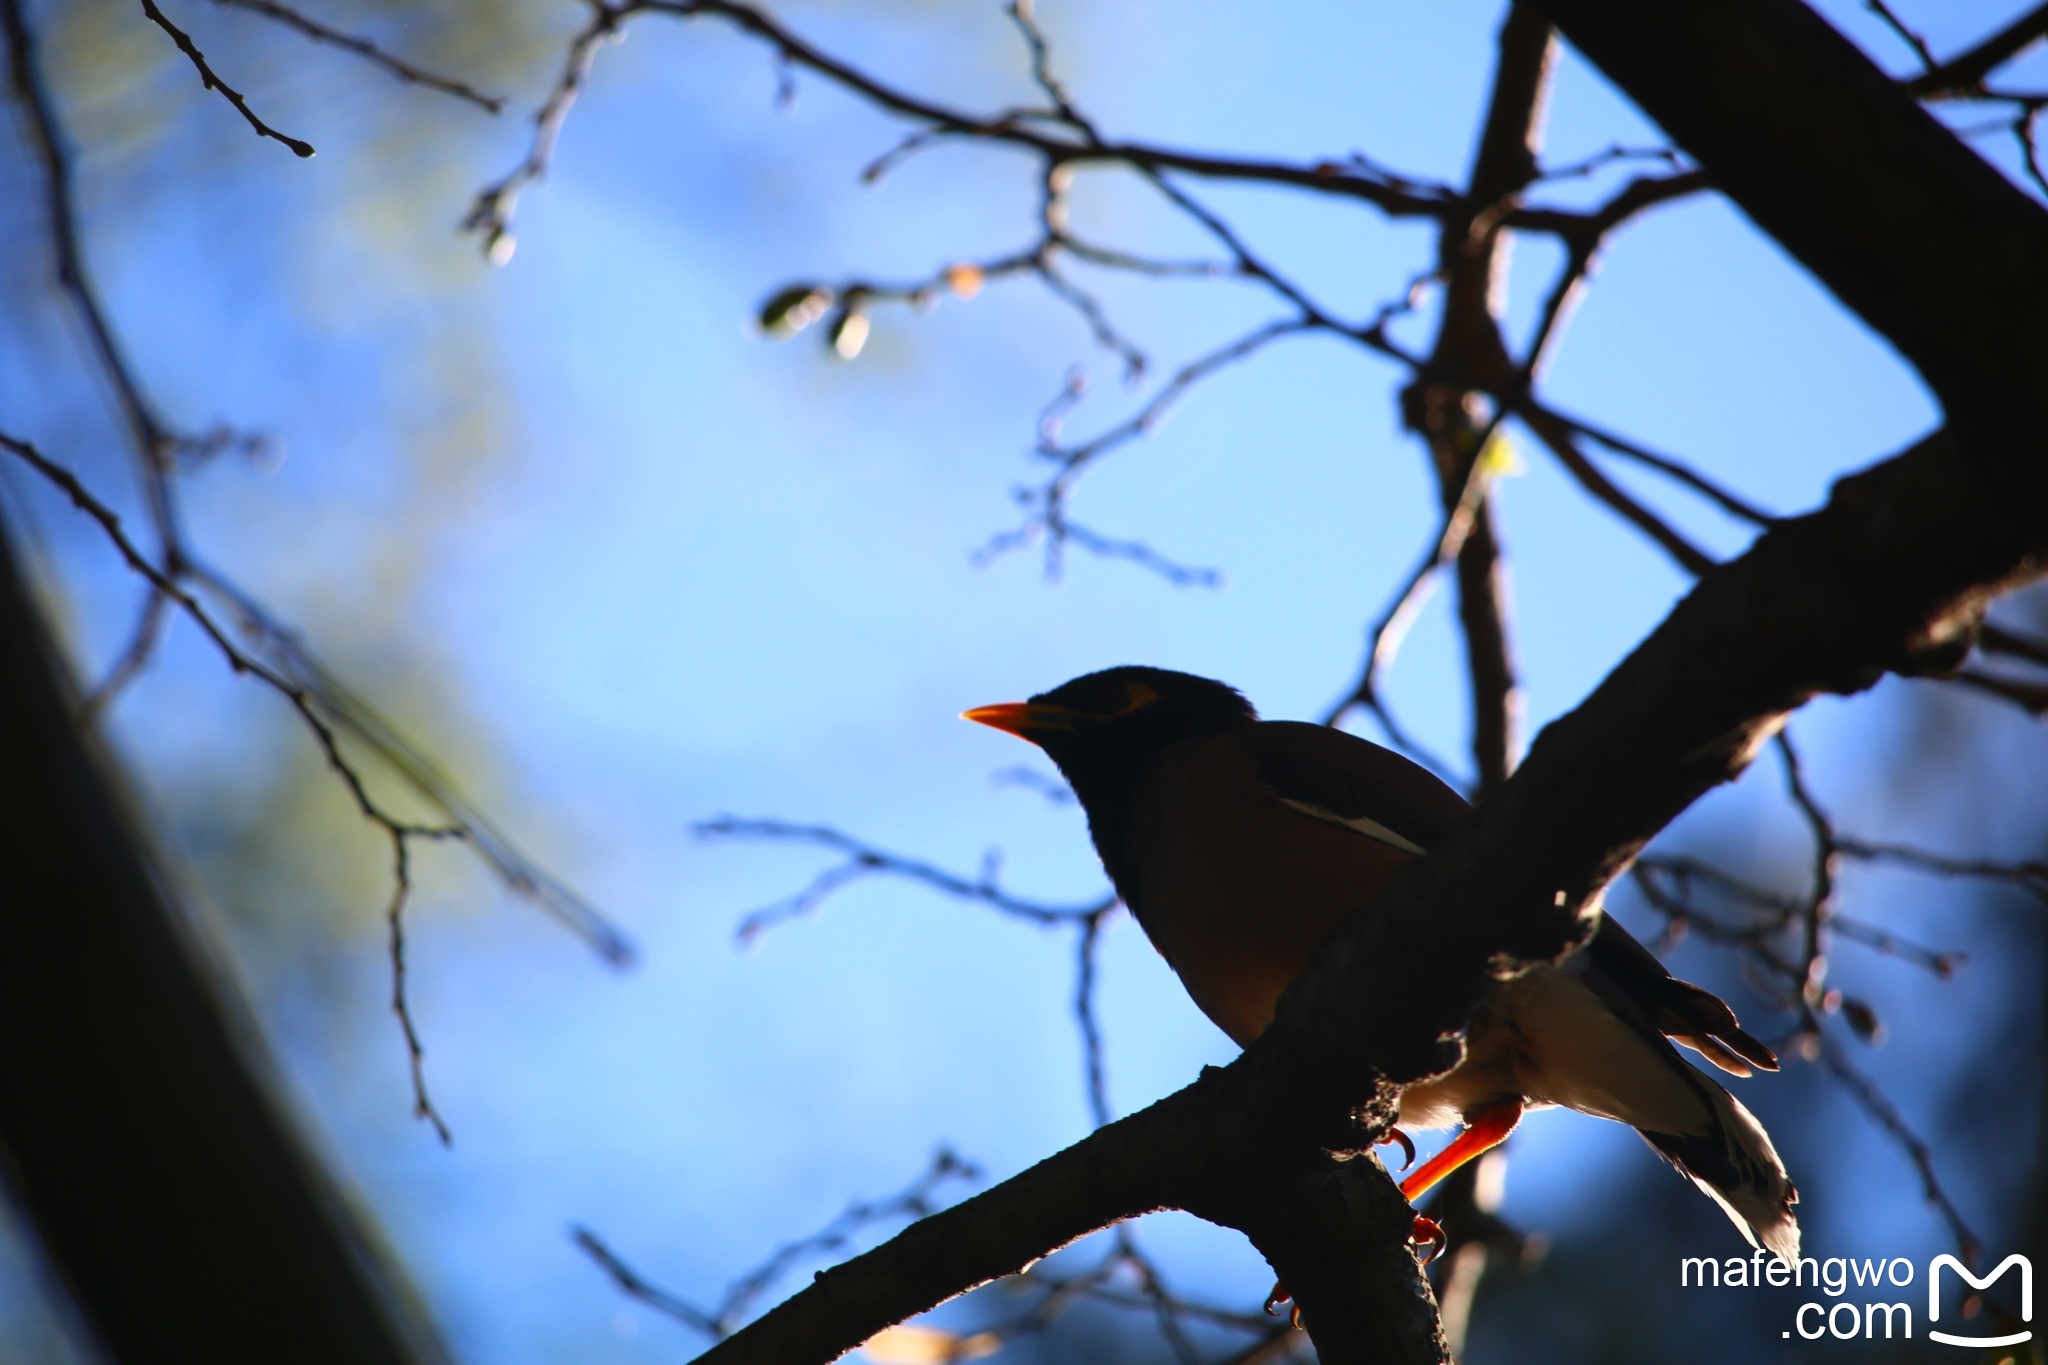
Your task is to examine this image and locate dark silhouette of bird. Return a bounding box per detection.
[965,665,1798,1261]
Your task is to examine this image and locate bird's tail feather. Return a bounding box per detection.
[1640,1080,1800,1263]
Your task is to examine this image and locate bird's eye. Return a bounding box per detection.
[1107,681,1160,717]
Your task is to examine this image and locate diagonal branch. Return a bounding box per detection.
[138,0,316,156]
[578,1150,980,1340]
[696,817,1121,1127]
[212,0,505,112]
[1518,407,1716,574]
[698,414,2048,1365]
[3,0,184,559]
[693,1,2048,1339]
[467,0,1456,261]
[1907,0,2048,97]
[2,431,634,1141]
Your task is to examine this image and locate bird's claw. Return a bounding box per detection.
[1410,1214,1446,1263]
[1263,1282,1304,1330]
[1378,1126,1417,1170]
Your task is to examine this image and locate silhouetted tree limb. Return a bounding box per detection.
[686,0,2048,1351]
[0,519,448,1365]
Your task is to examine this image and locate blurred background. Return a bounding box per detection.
[0,0,2043,1359]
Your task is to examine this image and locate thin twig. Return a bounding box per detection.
[1818,1041,1982,1263]
[1866,0,1937,73]
[698,817,1110,939]
[1907,1,2048,97]
[386,833,455,1145]
[1955,667,2048,715]
[138,0,316,156]
[695,818,1124,1138]
[2,433,635,1140]
[1836,836,2048,905]
[212,0,505,112]
[1520,410,1717,574]
[80,587,171,719]
[975,318,1312,585]
[3,0,184,564]
[576,1150,980,1339]
[1776,730,1837,1011]
[463,0,623,262]
[1521,401,1777,526]
[1322,404,1512,746]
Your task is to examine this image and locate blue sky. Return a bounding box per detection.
[3,0,2045,1360]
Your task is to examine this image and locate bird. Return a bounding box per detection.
[964,665,1799,1262]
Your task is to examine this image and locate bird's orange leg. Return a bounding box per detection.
[1398,1100,1522,1259]
[1399,1099,1523,1205]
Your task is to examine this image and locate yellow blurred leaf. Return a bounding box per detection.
[1476,431,1523,479]
[860,1324,1003,1363]
[943,264,985,300]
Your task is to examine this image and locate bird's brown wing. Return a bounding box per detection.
[1238,721,1776,1076]
[1583,916,1779,1075]
[1234,721,1471,854]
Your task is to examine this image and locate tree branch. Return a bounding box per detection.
[138,0,316,156]
[211,0,505,113]
[1907,1,2048,97]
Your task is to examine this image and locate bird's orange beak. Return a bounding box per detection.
[960,701,1074,738]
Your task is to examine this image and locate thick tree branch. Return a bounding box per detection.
[700,418,2046,1365]
[1534,0,2048,436]
[0,520,447,1364]
[693,0,2048,1340]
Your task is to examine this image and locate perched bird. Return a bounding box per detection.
[965,665,1798,1261]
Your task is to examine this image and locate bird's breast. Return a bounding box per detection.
[1124,737,1418,1047]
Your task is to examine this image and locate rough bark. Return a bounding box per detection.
[0,522,449,1365]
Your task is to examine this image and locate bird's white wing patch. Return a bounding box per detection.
[1279,798,1427,855]
[1496,966,1711,1136]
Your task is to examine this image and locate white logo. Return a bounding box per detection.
[1929,1254,2032,1349]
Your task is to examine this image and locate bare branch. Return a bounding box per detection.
[137,0,316,156]
[1775,730,1837,1012]
[185,561,635,964]
[463,0,623,263]
[1518,408,1717,575]
[1817,1041,1983,1262]
[1906,0,2048,97]
[577,1150,980,1339]
[1979,620,2048,667]
[1955,666,2048,715]
[696,817,1123,1132]
[1633,855,1965,982]
[1074,913,1111,1128]
[1836,836,2048,905]
[80,587,172,719]
[1521,402,1778,526]
[467,0,1455,267]
[1322,404,1509,746]
[1865,0,1937,74]
[697,817,1110,939]
[3,0,184,558]
[212,0,505,112]
[2,432,634,1138]
[1005,0,1092,137]
[385,832,454,1145]
[975,317,1313,585]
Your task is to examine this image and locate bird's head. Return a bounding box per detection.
[963,666,1256,795]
